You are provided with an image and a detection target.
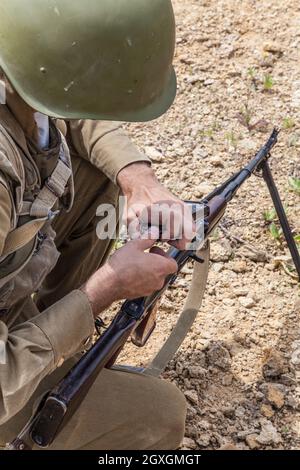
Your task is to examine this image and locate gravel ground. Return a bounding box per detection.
[118,0,300,450]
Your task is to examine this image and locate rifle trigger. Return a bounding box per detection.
[190,254,205,264]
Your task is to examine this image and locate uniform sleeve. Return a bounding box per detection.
[66,120,151,184]
[0,184,95,424]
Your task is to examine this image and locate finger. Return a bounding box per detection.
[131,226,160,250]
[127,216,141,240]
[150,246,169,258]
[161,256,178,275]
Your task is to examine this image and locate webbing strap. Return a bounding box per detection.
[30,160,72,218]
[143,242,210,377]
[1,217,46,258]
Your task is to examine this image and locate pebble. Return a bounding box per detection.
[239,297,256,309]
[260,404,275,418]
[144,146,164,163]
[256,421,281,445]
[182,437,198,450]
[219,443,238,450]
[210,156,224,167]
[262,348,287,379]
[188,366,207,379]
[206,342,232,371]
[245,434,260,450]
[222,373,233,386]
[291,349,300,368]
[197,434,211,447]
[184,390,199,406]
[231,260,248,273]
[211,240,233,262]
[266,384,285,409]
[195,182,214,197]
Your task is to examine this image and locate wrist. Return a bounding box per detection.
[117,162,155,195]
[80,264,120,318]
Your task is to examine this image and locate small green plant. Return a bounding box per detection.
[239,103,252,129]
[263,208,277,222]
[283,117,295,129]
[225,131,239,150]
[269,222,282,242]
[247,67,258,89]
[289,176,300,194]
[263,74,274,91]
[247,67,256,79]
[199,128,215,140]
[212,228,220,241]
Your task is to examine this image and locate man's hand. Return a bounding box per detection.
[117,162,196,250]
[81,232,178,317]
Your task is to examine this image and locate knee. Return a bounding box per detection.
[147,380,187,450]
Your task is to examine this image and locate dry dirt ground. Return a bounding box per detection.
[118,0,300,450]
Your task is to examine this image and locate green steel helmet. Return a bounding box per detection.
[0,0,177,122]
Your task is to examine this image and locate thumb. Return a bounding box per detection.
[133,226,160,251]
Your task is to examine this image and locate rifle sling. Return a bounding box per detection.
[143,242,210,377]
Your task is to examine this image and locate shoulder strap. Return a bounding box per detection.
[1,218,46,258]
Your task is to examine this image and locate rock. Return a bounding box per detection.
[144,146,164,163]
[286,394,299,410]
[199,420,212,431]
[237,429,257,440]
[211,240,233,262]
[212,262,224,273]
[182,437,198,450]
[206,342,231,371]
[263,42,283,56]
[210,156,224,168]
[188,366,207,379]
[196,434,211,447]
[233,289,248,297]
[239,297,256,309]
[262,348,287,379]
[291,348,300,368]
[204,78,215,86]
[219,443,238,450]
[260,404,275,418]
[222,373,233,386]
[185,74,205,85]
[245,434,260,450]
[256,421,281,446]
[280,374,296,386]
[184,390,199,406]
[195,182,213,198]
[231,260,247,273]
[223,407,235,419]
[235,406,246,419]
[193,146,209,159]
[240,138,257,152]
[266,384,285,409]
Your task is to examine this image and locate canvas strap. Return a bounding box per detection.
[143,242,210,377]
[1,132,72,258]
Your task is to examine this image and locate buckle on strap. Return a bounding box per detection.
[45,159,72,198]
[45,177,64,199]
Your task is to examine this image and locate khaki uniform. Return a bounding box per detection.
[0,105,186,450]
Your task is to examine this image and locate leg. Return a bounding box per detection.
[37,154,120,310]
[1,362,186,450]
[41,368,187,451]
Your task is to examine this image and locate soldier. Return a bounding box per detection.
[0,0,193,450]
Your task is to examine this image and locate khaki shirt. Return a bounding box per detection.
[0,118,149,425]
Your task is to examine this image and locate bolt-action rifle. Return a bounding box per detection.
[8,128,300,450]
